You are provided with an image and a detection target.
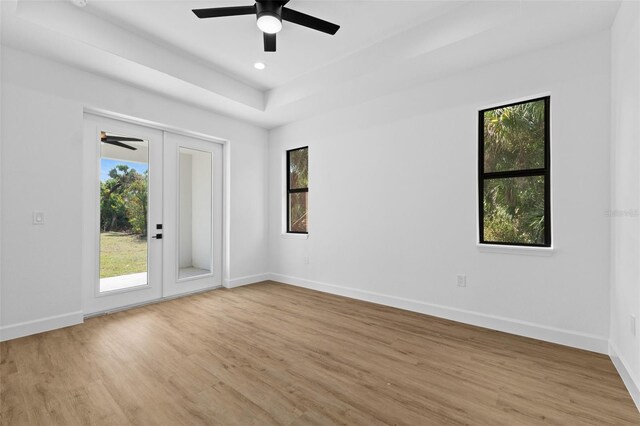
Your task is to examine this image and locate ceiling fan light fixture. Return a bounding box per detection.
[192,1,341,52]
[257,13,282,34]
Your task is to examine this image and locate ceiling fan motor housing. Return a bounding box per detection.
[256,1,283,23]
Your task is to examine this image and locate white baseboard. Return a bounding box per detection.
[224,273,270,289]
[0,276,635,412]
[269,273,609,354]
[0,275,269,341]
[0,311,84,342]
[610,342,640,412]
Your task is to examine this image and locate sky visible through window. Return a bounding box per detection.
[100,159,148,181]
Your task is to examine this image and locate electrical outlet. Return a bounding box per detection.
[33,211,45,225]
[456,274,466,287]
[631,315,637,337]
[303,256,310,265]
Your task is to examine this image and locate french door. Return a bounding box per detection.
[162,132,223,297]
[83,114,223,314]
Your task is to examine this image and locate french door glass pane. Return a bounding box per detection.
[178,147,213,280]
[99,132,149,292]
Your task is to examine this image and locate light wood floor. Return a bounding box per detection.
[1,281,638,425]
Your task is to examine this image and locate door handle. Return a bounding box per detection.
[151,233,163,239]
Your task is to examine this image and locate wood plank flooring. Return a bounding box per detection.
[1,281,638,425]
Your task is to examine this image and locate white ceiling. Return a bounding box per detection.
[85,0,456,90]
[1,0,622,128]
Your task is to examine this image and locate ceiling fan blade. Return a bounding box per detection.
[102,140,138,151]
[282,7,339,35]
[264,32,276,52]
[103,136,144,142]
[192,5,256,19]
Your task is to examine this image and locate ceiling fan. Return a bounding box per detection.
[100,132,143,151]
[192,0,340,52]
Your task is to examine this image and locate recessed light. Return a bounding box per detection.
[254,62,266,70]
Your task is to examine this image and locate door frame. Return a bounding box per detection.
[82,108,230,316]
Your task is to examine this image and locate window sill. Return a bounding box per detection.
[281,233,309,240]
[477,243,554,256]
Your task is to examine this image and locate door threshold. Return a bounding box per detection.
[84,285,223,319]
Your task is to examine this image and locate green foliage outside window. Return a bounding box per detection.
[483,176,545,245]
[100,165,148,236]
[289,148,308,189]
[288,147,308,233]
[481,99,548,246]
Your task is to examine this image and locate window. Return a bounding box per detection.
[479,96,550,247]
[287,147,308,233]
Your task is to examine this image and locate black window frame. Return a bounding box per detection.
[286,146,309,234]
[478,96,551,247]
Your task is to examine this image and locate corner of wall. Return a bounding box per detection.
[608,0,640,412]
[610,342,640,411]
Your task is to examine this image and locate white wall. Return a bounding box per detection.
[610,1,640,407]
[0,47,269,339]
[0,6,637,410]
[268,32,612,353]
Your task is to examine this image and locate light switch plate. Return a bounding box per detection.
[457,274,467,287]
[33,211,45,225]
